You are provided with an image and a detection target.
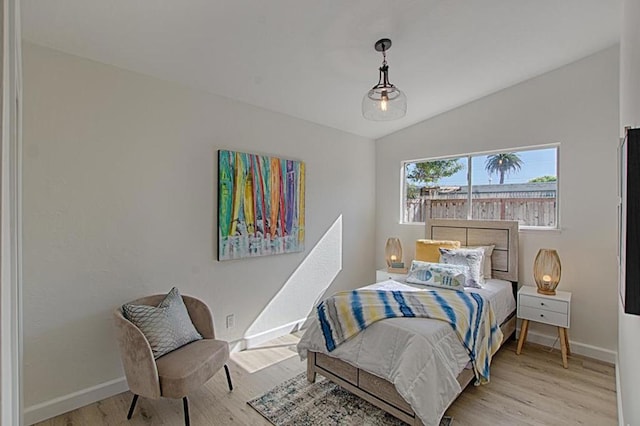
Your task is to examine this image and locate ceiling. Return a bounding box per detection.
[21,1,621,139]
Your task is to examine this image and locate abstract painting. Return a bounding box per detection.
[218,150,305,260]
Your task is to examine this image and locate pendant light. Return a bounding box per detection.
[362,38,407,121]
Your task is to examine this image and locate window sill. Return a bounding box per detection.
[519,226,561,233]
[399,222,561,233]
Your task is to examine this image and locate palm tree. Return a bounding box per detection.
[485,153,523,184]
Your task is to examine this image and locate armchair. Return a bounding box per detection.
[113,293,233,425]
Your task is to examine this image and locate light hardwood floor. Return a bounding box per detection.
[35,335,617,426]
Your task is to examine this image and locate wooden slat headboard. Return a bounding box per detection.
[425,219,519,282]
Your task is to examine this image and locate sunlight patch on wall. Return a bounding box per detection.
[243,215,343,344]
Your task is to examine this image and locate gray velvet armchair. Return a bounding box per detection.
[113,293,233,425]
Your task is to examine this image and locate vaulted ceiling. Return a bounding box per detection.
[21,1,621,139]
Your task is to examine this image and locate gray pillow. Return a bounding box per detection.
[465,245,495,280]
[439,247,484,288]
[122,287,203,359]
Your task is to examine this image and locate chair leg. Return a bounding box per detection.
[183,396,190,426]
[126,394,139,420]
[224,364,233,391]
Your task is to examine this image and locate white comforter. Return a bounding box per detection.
[297,279,514,426]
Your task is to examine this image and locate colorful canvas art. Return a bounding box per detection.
[218,150,305,260]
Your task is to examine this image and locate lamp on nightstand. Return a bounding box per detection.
[385,237,404,270]
[533,248,561,295]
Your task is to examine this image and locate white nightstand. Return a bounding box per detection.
[516,285,572,368]
[375,268,408,282]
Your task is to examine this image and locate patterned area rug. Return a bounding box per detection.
[248,372,453,426]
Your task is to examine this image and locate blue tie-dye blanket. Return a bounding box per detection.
[317,288,503,384]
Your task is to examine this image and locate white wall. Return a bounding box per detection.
[618,1,640,425]
[21,42,376,420]
[376,46,619,360]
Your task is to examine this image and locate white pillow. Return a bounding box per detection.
[439,247,485,288]
[466,245,495,279]
[406,260,468,291]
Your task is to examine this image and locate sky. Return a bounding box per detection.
[420,147,557,186]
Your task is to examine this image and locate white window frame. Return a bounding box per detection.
[401,144,560,230]
[2,1,24,425]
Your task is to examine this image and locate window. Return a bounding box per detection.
[403,146,558,228]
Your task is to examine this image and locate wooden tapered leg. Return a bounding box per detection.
[307,352,317,383]
[559,327,569,368]
[516,319,529,355]
[564,328,571,355]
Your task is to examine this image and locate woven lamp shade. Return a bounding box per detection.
[533,249,561,295]
[385,238,403,268]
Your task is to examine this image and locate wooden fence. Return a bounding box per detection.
[406,196,556,227]
[406,183,557,226]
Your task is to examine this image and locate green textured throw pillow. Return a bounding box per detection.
[122,287,203,359]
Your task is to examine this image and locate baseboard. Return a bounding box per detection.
[24,376,128,425]
[24,320,306,424]
[616,354,624,426]
[516,328,616,364]
[228,338,246,353]
[22,324,616,425]
[243,318,306,349]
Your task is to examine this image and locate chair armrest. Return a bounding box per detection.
[113,308,161,399]
[183,296,216,339]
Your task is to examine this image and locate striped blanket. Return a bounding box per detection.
[317,289,502,384]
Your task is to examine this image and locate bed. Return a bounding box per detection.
[297,219,519,426]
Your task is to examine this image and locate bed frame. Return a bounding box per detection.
[306,219,520,426]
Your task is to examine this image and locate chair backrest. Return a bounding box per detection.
[182,295,215,339]
[113,306,161,399]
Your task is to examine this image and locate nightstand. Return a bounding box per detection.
[375,268,408,282]
[516,285,572,368]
